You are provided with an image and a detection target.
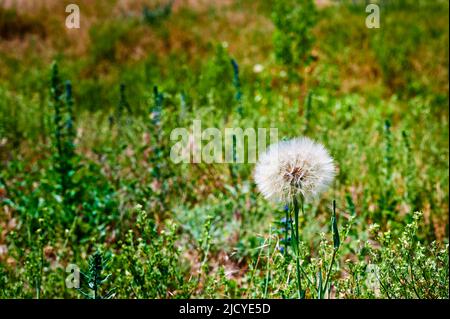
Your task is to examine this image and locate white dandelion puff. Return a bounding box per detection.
[254,137,335,203]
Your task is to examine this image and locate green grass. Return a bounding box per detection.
[0,0,448,299]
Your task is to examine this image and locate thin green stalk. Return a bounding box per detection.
[37,247,43,299]
[292,196,302,299]
[322,200,340,298]
[263,228,272,298]
[322,248,337,297]
[284,206,289,256]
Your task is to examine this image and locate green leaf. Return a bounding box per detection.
[317,269,323,299]
[332,200,340,250]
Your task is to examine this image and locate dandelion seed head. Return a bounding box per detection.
[254,137,335,203]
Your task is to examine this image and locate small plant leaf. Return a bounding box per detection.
[332,200,340,250]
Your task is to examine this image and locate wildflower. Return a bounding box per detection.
[280,217,292,225]
[254,137,335,203]
[253,64,264,73]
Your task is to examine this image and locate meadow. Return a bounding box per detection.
[0,0,448,299]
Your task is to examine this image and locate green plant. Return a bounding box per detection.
[49,62,77,219]
[142,0,174,25]
[78,251,115,299]
[367,212,449,299]
[272,0,317,78]
[115,205,191,298]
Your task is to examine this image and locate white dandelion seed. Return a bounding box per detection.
[254,137,335,203]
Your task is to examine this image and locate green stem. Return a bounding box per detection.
[284,207,289,256]
[263,228,272,298]
[323,248,337,298]
[293,196,302,299]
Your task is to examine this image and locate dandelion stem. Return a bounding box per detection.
[292,196,303,299]
[284,206,289,255]
[263,228,272,298]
